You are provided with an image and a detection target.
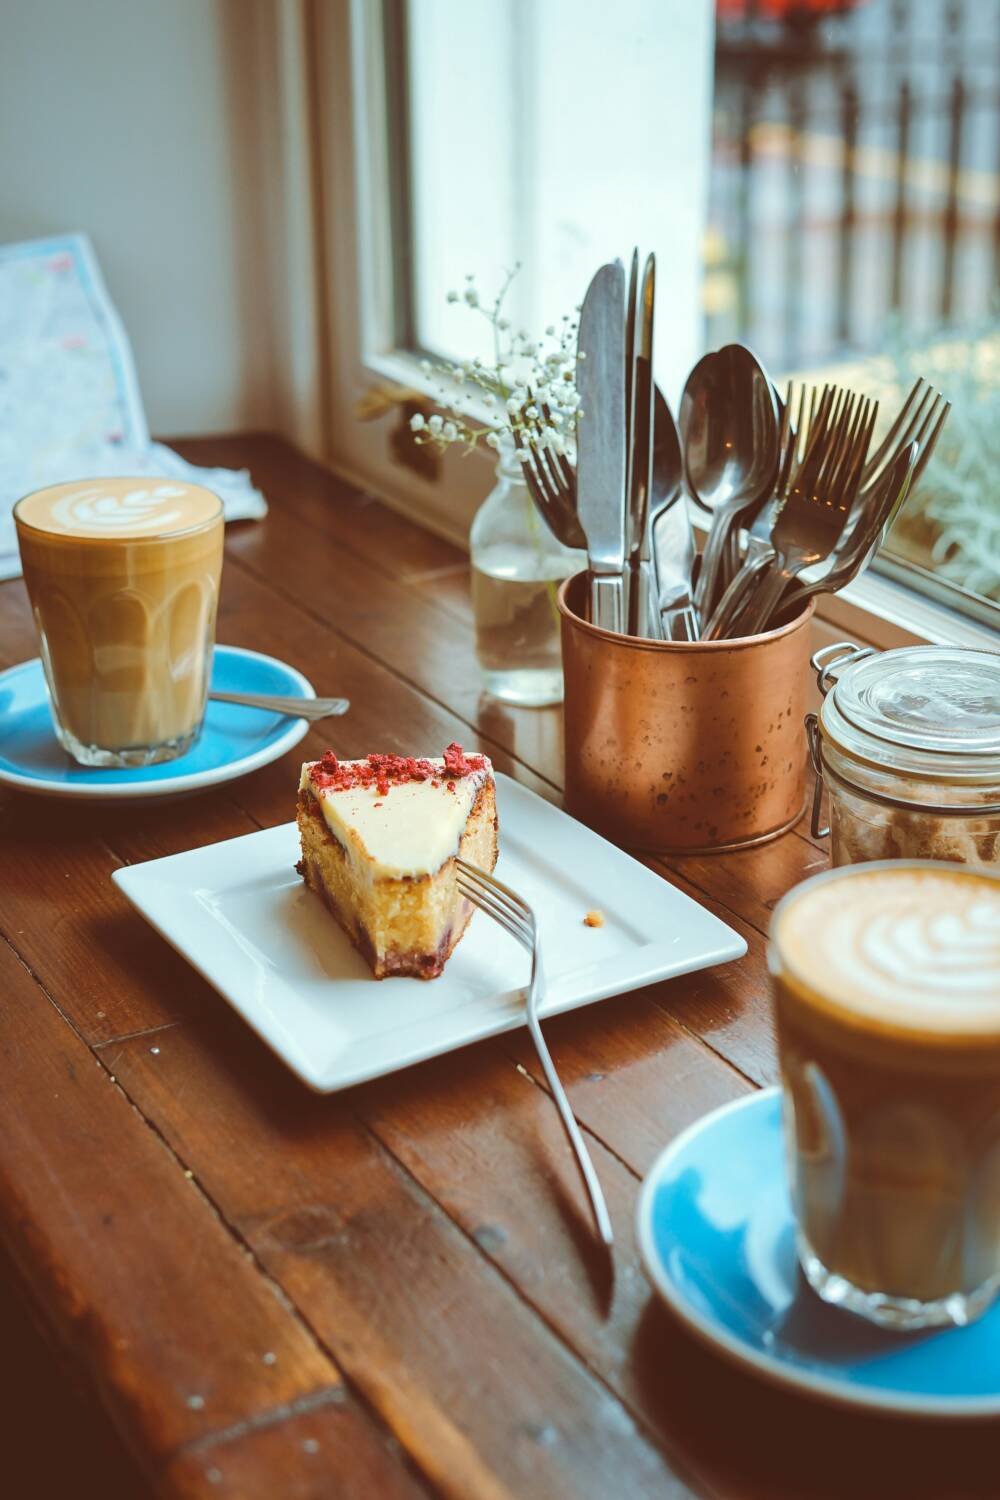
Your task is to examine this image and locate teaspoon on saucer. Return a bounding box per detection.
[209,690,349,721]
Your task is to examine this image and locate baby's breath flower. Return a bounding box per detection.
[405,267,580,461]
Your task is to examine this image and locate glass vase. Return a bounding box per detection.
[469,443,585,707]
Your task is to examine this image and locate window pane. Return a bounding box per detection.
[708,0,1000,614]
[396,0,715,407]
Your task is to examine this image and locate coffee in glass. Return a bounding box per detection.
[14,478,224,767]
[770,860,1000,1330]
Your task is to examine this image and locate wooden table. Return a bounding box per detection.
[1,437,994,1499]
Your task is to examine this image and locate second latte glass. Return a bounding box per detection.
[770,859,1000,1331]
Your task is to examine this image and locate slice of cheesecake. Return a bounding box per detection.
[296,743,498,979]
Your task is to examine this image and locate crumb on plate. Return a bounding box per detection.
[583,909,604,928]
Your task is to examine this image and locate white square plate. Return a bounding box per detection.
[113,773,746,1092]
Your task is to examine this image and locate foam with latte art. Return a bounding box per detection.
[15,478,220,538]
[775,864,1000,1035]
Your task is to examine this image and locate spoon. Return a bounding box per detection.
[649,389,699,639]
[680,345,780,620]
[209,690,350,721]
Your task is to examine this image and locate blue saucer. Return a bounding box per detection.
[637,1088,1000,1419]
[0,646,314,800]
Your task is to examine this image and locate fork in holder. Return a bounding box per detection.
[456,858,614,1248]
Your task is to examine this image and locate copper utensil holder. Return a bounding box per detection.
[558,572,814,853]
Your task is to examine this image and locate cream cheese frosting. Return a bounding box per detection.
[300,750,493,880]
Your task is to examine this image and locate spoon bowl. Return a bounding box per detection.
[680,345,780,618]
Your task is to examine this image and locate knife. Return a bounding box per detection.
[576,261,627,633]
[628,254,656,635]
[623,248,639,541]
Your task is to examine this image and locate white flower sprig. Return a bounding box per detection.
[409,266,582,459]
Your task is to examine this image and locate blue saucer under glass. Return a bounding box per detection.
[637,1088,1000,1419]
[0,646,314,800]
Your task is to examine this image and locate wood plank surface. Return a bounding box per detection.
[1,434,995,1499]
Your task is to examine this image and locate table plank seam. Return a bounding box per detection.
[169,1382,359,1460]
[501,1011,758,1162]
[0,931,444,1498]
[496,1051,645,1183]
[93,1018,184,1050]
[649,858,765,934]
[237,457,470,611]
[401,562,472,588]
[646,1004,762,1094]
[353,1115,707,1482]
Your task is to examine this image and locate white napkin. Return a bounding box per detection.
[0,232,266,580]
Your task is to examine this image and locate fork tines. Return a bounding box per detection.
[514,400,585,550]
[456,858,537,949]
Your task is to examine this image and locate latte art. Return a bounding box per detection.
[50,484,187,533]
[775,865,1000,1034]
[15,477,221,539]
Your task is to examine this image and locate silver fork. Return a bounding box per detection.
[738,387,878,637]
[860,376,927,488]
[706,378,948,642]
[514,400,587,551]
[858,383,950,504]
[455,857,614,1249]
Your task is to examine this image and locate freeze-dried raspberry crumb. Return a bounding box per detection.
[309,745,487,795]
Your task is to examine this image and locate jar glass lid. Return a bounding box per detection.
[834,647,1000,759]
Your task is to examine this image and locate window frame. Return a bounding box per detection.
[311,0,1000,652]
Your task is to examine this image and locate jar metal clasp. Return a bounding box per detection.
[810,641,878,697]
[804,712,830,838]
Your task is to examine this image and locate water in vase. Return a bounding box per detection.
[472,543,567,707]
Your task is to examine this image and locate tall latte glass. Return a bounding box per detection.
[15,479,224,767]
[770,860,1000,1331]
